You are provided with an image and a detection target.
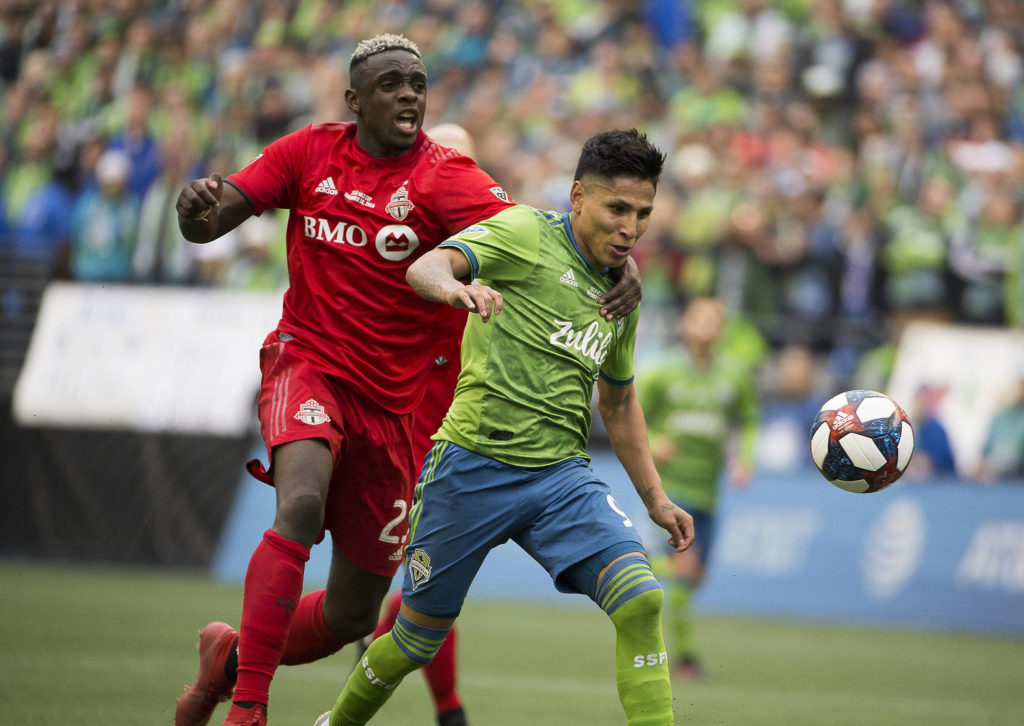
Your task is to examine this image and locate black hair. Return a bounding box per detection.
[573,129,666,188]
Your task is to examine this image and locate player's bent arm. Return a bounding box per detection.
[597,379,694,552]
[407,248,503,322]
[176,174,255,244]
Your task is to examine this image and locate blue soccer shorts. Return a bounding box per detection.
[400,441,646,619]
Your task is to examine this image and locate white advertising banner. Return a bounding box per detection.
[13,282,282,435]
[887,321,1024,477]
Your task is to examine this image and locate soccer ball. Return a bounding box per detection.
[809,390,915,493]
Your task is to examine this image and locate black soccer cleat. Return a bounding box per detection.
[437,705,468,726]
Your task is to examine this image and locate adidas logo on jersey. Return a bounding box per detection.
[315,177,338,195]
[560,269,579,287]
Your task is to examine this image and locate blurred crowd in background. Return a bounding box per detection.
[1,0,1022,480]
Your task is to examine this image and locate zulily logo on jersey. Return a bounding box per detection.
[549,319,613,365]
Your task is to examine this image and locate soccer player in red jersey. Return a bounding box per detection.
[172,35,641,726]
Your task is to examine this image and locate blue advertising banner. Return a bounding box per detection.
[213,448,1024,634]
[697,470,1024,635]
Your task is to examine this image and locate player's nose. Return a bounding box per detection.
[619,214,639,240]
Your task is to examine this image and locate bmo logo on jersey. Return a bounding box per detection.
[375,224,420,261]
[303,217,419,262]
[303,216,368,246]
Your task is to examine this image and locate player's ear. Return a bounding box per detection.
[344,88,359,114]
[569,180,586,215]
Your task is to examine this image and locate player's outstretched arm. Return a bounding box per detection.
[407,248,503,322]
[597,379,694,552]
[599,256,642,321]
[176,173,254,244]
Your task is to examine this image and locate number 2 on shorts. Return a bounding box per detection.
[379,499,408,544]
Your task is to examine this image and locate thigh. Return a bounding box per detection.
[400,442,521,620]
[324,384,417,577]
[515,458,645,594]
[269,438,335,545]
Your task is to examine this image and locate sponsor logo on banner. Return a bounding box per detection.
[716,507,820,575]
[861,498,926,599]
[955,521,1024,592]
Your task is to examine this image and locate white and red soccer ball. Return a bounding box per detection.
[809,390,915,493]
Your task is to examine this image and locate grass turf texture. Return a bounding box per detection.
[1,560,1021,725]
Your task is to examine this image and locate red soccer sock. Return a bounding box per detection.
[279,589,349,665]
[233,529,310,705]
[424,626,462,713]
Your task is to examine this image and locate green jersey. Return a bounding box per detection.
[435,205,638,467]
[638,347,759,511]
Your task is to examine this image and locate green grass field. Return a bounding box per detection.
[1,559,1022,725]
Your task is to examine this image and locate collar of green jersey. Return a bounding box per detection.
[561,212,611,276]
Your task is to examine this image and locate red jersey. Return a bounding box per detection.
[228,123,514,413]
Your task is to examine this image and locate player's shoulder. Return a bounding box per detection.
[267,122,352,155]
[419,135,466,164]
[300,122,355,149]
[308,121,355,135]
[417,145,489,183]
[484,203,550,231]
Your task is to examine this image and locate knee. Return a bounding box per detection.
[610,588,664,632]
[273,490,326,544]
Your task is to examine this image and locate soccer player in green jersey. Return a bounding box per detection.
[318,129,693,726]
[638,297,760,680]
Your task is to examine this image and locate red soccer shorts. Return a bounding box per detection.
[410,345,460,467]
[246,331,416,576]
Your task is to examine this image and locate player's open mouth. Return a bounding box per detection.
[611,245,631,256]
[395,111,418,132]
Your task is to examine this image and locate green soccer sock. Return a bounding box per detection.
[667,577,695,662]
[329,614,450,726]
[608,585,674,725]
